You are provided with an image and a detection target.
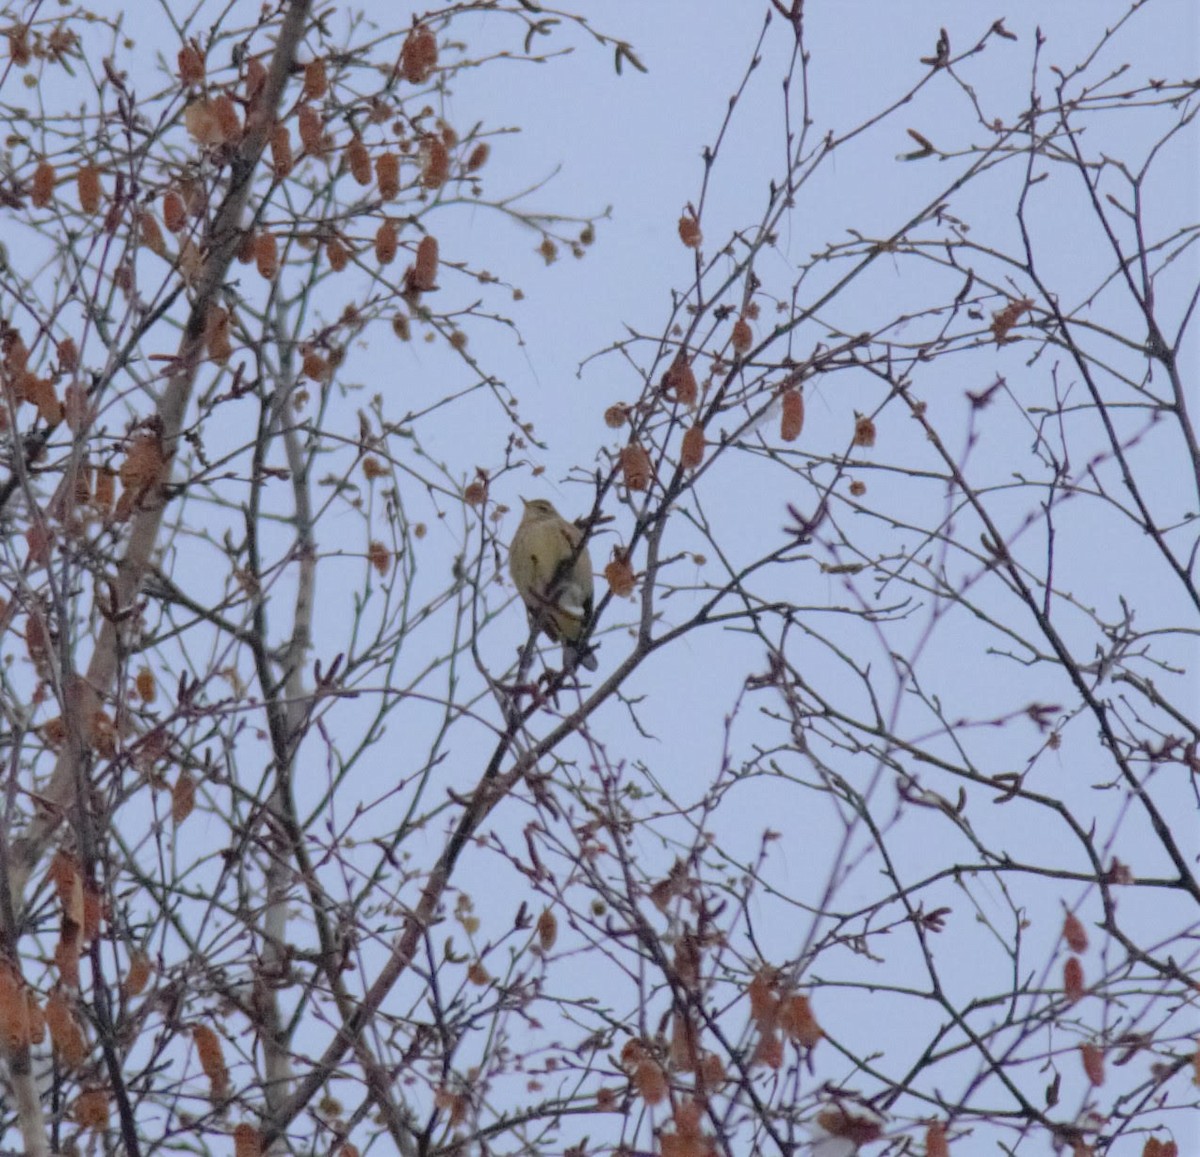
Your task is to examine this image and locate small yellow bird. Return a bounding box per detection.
[509,497,598,671]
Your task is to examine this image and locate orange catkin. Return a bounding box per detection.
[632,1058,668,1104]
[255,232,279,280]
[270,123,293,178]
[1080,1042,1105,1087]
[140,213,166,257]
[664,352,698,405]
[233,1124,263,1157]
[621,443,652,491]
[375,221,398,265]
[244,56,267,104]
[411,234,439,290]
[925,1121,950,1157]
[537,908,557,952]
[211,93,240,142]
[346,136,372,186]
[678,214,702,249]
[681,424,705,471]
[31,160,56,207]
[422,136,450,189]
[297,103,323,154]
[303,58,328,101]
[172,771,195,825]
[193,1024,229,1098]
[376,152,400,200]
[400,25,438,84]
[780,389,804,442]
[178,42,205,86]
[1062,912,1088,953]
[367,541,391,576]
[1063,956,1085,1005]
[77,165,102,214]
[162,189,186,233]
[326,238,349,272]
[853,413,877,447]
[465,141,490,172]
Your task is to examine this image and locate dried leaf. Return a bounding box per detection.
[678,213,702,249]
[122,949,151,998]
[632,1058,668,1104]
[779,993,823,1048]
[74,1087,110,1130]
[178,42,205,86]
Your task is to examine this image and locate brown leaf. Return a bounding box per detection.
[74,1087,110,1130]
[779,993,822,1048]
[678,213,702,249]
[122,949,151,998]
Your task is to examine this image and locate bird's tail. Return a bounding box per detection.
[563,640,599,672]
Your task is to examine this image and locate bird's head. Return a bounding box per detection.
[520,497,561,522]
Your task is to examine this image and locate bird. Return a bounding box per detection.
[508,497,598,671]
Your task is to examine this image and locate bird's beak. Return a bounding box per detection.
[519,496,530,508]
